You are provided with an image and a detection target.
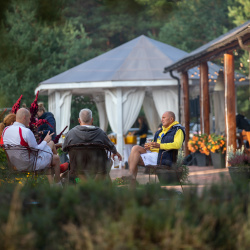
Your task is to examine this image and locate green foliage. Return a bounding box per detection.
[228,0,250,26]
[70,96,99,129]
[0,0,92,106]
[158,0,234,52]
[0,148,7,164]
[57,147,64,156]
[0,181,250,248]
[237,85,250,118]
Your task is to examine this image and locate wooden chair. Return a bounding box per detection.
[0,144,53,181]
[145,149,184,191]
[63,143,112,184]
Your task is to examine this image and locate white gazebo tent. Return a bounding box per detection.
[35,35,239,155]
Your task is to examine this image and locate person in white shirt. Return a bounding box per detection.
[2,108,61,185]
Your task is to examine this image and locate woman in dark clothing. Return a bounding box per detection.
[37,103,57,141]
[133,116,148,146]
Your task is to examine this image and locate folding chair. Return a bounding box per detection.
[0,144,53,182]
[63,143,112,184]
[145,149,184,192]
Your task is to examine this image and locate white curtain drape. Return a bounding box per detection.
[143,95,161,134]
[213,91,225,134]
[59,91,72,134]
[152,87,179,121]
[48,93,56,115]
[93,95,108,132]
[105,88,145,134]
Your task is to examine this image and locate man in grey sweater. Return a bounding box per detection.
[62,108,122,161]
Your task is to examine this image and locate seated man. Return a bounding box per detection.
[62,108,122,176]
[127,111,185,186]
[2,108,61,185]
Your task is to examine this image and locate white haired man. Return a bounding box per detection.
[2,108,61,185]
[62,108,122,166]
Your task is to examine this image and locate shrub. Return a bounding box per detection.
[0,180,250,249]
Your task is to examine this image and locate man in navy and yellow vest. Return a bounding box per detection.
[126,111,185,187]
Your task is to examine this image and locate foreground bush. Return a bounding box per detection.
[0,180,250,249]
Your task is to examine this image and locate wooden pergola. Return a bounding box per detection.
[164,21,250,166]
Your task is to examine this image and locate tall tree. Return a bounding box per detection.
[0,0,92,106]
[228,0,250,117]
[157,0,234,52]
[64,0,179,50]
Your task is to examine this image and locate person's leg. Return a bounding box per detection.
[128,145,147,179]
[47,141,58,155]
[51,154,61,183]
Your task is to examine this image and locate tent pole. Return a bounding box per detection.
[116,88,124,159]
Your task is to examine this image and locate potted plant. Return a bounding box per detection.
[228,146,250,185]
[207,134,226,168]
[188,134,209,166]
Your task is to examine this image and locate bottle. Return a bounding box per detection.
[114,155,119,168]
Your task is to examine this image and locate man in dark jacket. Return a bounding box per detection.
[62,108,122,161]
[126,111,185,187]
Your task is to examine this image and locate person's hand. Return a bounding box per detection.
[43,131,54,143]
[151,142,160,148]
[113,152,122,161]
[144,142,151,150]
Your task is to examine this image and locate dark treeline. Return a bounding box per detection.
[0,0,248,114]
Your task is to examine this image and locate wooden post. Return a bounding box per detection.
[200,62,210,134]
[224,52,236,167]
[181,71,190,156]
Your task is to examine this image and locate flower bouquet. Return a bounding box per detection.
[188,134,209,166]
[188,134,209,155]
[207,134,226,154]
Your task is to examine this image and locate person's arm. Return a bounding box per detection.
[150,129,184,151]
[26,129,47,150]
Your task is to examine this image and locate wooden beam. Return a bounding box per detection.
[181,71,190,156]
[224,52,236,167]
[173,34,250,72]
[200,62,210,135]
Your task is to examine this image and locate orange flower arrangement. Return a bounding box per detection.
[188,134,210,155]
[207,134,226,154]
